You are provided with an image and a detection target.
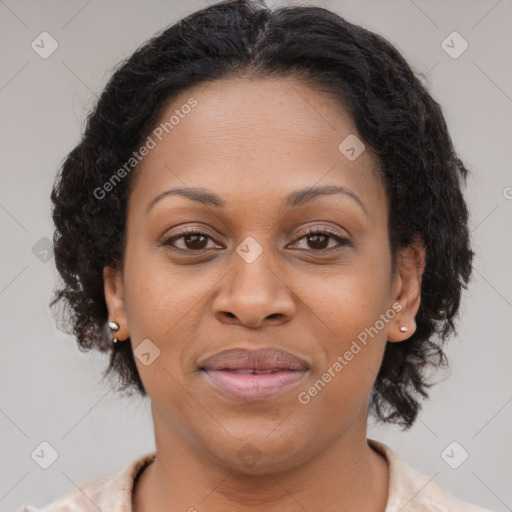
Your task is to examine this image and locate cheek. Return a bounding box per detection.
[121,245,216,391]
[295,298,388,438]
[296,252,392,414]
[307,247,392,337]
[122,242,201,337]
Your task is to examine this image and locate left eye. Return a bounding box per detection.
[161,228,350,252]
[289,229,350,251]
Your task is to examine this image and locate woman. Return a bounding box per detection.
[19,0,489,510]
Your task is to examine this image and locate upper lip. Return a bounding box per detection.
[198,347,309,371]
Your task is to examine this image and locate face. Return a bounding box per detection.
[104,77,424,474]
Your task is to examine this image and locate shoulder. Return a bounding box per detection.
[368,439,491,512]
[16,451,156,512]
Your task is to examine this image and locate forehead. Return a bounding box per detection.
[129,77,385,215]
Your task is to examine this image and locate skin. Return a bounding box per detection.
[104,76,425,512]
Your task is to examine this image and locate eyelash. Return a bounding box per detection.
[161,226,350,253]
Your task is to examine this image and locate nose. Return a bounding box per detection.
[212,251,296,329]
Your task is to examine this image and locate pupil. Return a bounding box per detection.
[186,234,206,249]
[309,234,327,250]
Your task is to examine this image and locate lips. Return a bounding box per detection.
[198,347,310,372]
[198,348,310,400]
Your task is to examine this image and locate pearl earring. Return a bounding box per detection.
[399,326,409,332]
[108,320,122,343]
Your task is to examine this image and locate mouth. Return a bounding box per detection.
[200,368,309,400]
[198,347,310,400]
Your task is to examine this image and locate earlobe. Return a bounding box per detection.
[103,266,130,342]
[388,237,426,342]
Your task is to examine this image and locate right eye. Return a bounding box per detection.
[161,228,222,252]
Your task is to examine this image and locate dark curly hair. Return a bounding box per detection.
[50,0,474,428]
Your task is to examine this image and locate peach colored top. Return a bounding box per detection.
[18,439,490,512]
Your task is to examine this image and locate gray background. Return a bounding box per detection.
[1,0,511,511]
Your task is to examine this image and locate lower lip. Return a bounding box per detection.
[202,369,308,400]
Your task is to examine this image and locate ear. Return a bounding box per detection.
[103,266,130,342]
[387,236,426,342]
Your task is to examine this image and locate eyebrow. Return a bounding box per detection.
[146,185,367,215]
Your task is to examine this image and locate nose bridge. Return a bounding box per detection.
[213,234,295,326]
[230,234,282,301]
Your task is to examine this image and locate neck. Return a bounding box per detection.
[133,412,388,512]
